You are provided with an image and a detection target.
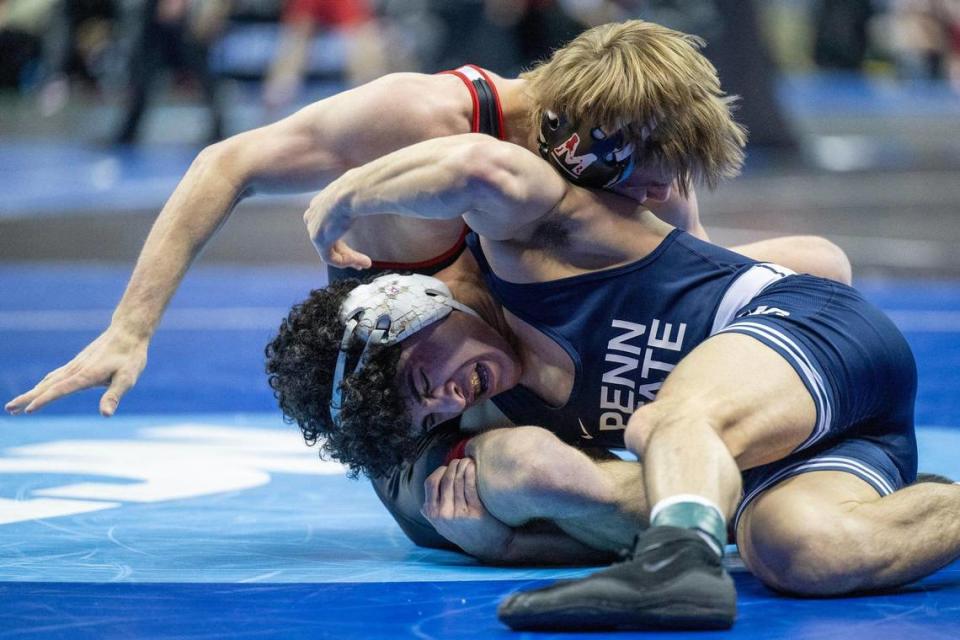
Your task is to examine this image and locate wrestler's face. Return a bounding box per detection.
[591,122,673,204]
[396,312,521,433]
[607,163,674,204]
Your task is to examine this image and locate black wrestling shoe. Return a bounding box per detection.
[497,526,736,631]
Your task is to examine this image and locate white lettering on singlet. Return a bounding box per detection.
[597,318,687,432]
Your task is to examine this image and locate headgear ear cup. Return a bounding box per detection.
[537,110,637,189]
[330,274,480,423]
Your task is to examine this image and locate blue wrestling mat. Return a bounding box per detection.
[1,264,960,638]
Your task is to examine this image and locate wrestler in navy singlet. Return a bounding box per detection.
[468,229,777,447]
[467,230,919,523]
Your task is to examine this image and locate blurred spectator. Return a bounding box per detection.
[262,0,392,112]
[882,0,960,86]
[813,0,874,70]
[1,0,115,101]
[0,0,50,89]
[112,0,231,145]
[428,0,588,75]
[44,1,119,115]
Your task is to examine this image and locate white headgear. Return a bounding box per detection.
[329,274,480,424]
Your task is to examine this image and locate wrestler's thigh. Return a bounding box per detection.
[643,332,817,470]
[735,471,881,593]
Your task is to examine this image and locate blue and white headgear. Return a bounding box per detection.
[329,274,480,424]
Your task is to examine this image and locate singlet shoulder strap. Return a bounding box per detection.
[439,65,506,140]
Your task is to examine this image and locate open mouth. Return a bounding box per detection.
[469,362,490,401]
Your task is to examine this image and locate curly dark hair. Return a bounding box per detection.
[265,277,420,479]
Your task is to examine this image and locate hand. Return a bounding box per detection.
[303,188,372,270]
[421,457,514,560]
[5,327,148,417]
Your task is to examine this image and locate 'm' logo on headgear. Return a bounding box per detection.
[552,133,598,177]
[383,283,401,297]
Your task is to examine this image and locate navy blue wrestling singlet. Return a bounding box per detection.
[467,229,779,448]
[467,230,919,515]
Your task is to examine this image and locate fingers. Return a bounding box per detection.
[5,363,70,414]
[99,372,135,417]
[19,372,98,414]
[305,198,359,266]
[6,360,132,416]
[422,465,447,519]
[462,458,483,511]
[422,459,483,526]
[438,459,458,518]
[325,239,372,271]
[454,457,471,509]
[4,392,30,415]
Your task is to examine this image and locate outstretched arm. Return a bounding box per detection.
[307,133,570,269]
[5,73,470,416]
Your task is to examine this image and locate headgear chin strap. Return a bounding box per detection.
[538,109,637,189]
[329,274,480,424]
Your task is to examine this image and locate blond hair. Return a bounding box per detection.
[521,20,747,194]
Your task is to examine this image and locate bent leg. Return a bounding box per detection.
[626,332,817,525]
[498,303,818,631]
[468,426,647,553]
[738,471,960,595]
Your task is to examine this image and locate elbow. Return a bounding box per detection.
[446,136,522,208]
[192,135,254,201]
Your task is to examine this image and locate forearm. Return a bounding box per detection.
[110,146,247,338]
[479,526,616,566]
[316,133,565,243]
[322,135,486,223]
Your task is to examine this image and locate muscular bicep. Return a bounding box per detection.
[458,139,569,242]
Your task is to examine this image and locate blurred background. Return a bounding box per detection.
[1,0,958,278]
[0,1,957,429]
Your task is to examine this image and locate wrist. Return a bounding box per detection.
[108,314,154,343]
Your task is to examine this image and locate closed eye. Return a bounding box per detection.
[420,369,431,399]
[416,369,434,432]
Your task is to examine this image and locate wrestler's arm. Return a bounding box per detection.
[422,458,615,565]
[308,133,569,267]
[5,73,468,416]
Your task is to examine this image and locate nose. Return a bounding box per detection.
[425,380,467,413]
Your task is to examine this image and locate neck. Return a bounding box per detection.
[497,79,537,151]
[436,253,523,362]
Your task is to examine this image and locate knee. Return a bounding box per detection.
[467,426,571,498]
[624,400,725,457]
[740,500,875,595]
[794,235,852,285]
[624,402,679,455]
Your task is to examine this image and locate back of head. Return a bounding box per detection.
[521,19,747,194]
